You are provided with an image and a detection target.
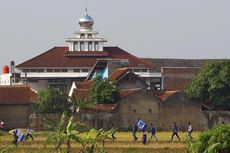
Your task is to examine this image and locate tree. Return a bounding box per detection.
[186,60,230,110]
[89,76,118,104]
[36,86,71,113]
[186,123,230,153]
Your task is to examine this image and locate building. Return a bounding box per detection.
[15,10,156,93]
[0,85,37,129]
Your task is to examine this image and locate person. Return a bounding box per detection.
[142,130,147,145]
[25,127,34,141]
[132,122,138,141]
[149,123,158,141]
[0,121,4,129]
[111,124,117,141]
[12,130,18,147]
[187,122,193,140]
[171,122,181,141]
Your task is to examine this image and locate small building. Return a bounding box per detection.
[0,85,37,129]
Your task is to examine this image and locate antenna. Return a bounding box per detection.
[85,0,88,15]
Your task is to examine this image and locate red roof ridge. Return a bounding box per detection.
[16,47,68,68]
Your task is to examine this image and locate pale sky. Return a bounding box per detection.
[0,0,230,69]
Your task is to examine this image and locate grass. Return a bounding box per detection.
[0,131,201,153]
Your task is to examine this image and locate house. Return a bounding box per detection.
[0,85,37,129]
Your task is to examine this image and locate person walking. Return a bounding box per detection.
[25,127,34,141]
[132,122,138,141]
[187,122,193,140]
[142,130,147,145]
[149,123,158,141]
[171,122,181,141]
[111,124,117,141]
[12,130,18,147]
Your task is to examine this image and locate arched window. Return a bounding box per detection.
[88,34,92,38]
[80,34,85,38]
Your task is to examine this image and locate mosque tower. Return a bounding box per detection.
[66,9,107,51]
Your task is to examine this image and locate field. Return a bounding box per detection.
[0,131,201,153]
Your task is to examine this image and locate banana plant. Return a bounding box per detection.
[44,112,80,153]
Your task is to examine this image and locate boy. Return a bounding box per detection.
[149,123,158,141]
[171,122,181,141]
[142,130,147,145]
[187,122,193,140]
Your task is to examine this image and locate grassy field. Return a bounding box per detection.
[0,131,201,153]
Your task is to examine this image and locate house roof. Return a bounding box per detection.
[0,85,37,104]
[156,90,179,101]
[81,103,117,113]
[142,58,218,72]
[108,68,129,81]
[16,47,154,69]
[118,88,142,99]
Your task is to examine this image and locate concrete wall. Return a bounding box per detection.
[0,104,30,129]
[27,92,230,131]
[162,67,200,90]
[158,92,208,131]
[116,90,159,129]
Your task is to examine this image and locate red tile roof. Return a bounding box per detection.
[156,90,179,101]
[118,88,141,99]
[16,47,154,69]
[108,68,129,81]
[0,85,37,104]
[81,103,117,113]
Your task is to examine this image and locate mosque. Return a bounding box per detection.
[1,9,161,93]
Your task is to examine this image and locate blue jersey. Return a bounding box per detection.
[151,127,156,135]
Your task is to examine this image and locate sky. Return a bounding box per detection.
[0,0,230,68]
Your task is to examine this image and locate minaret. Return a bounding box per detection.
[66,9,107,51]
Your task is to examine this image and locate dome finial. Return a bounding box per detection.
[85,0,88,15]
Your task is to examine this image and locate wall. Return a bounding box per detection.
[0,104,29,129]
[158,92,208,131]
[116,90,160,129]
[162,67,200,90]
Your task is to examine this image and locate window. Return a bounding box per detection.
[88,42,92,51]
[30,69,37,72]
[47,69,53,72]
[80,34,84,38]
[74,42,78,51]
[82,69,89,72]
[133,69,140,72]
[80,42,84,50]
[148,108,152,113]
[54,69,61,72]
[61,69,68,72]
[73,69,80,72]
[23,69,29,72]
[94,42,99,51]
[88,34,92,38]
[141,69,148,72]
[38,69,44,72]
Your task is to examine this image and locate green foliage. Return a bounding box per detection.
[186,124,230,153]
[72,97,96,113]
[78,128,114,153]
[186,60,230,110]
[36,86,71,113]
[89,75,118,104]
[44,112,80,153]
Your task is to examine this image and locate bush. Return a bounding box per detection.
[186,123,230,153]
